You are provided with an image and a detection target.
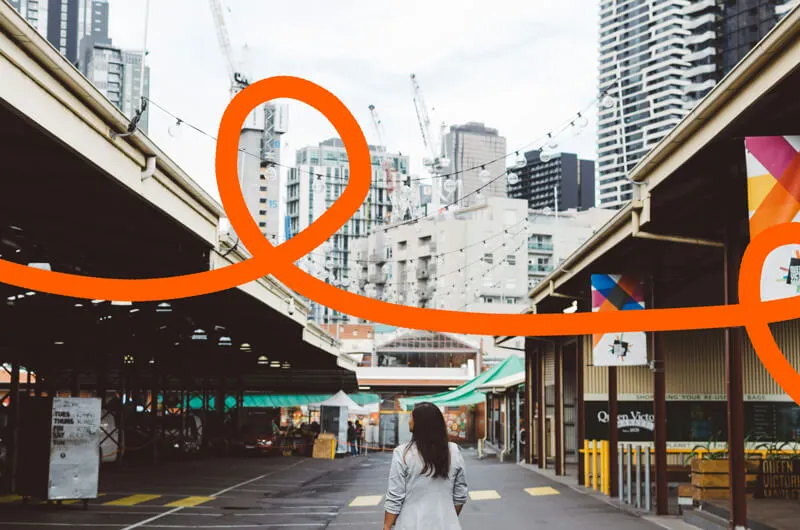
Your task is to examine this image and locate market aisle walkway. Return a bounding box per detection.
[0,449,660,529]
[334,449,658,529]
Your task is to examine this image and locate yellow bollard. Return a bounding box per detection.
[583,439,590,487]
[601,441,610,495]
[592,440,599,491]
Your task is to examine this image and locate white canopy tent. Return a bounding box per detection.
[314,390,370,415]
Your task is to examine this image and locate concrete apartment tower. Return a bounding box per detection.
[596,0,798,210]
[287,138,411,325]
[9,1,151,133]
[507,150,596,212]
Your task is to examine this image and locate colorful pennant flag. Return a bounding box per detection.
[591,274,647,366]
[744,136,800,301]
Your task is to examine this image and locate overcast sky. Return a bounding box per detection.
[107,0,600,204]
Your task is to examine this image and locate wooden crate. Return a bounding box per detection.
[690,459,759,501]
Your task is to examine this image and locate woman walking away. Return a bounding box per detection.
[383,402,468,530]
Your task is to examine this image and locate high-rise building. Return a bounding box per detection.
[684,0,798,105]
[596,0,798,210]
[596,0,691,210]
[507,150,596,211]
[441,122,507,208]
[10,0,107,64]
[79,44,150,133]
[287,138,411,325]
[8,0,48,35]
[9,0,150,133]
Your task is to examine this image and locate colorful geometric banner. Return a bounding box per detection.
[745,136,800,301]
[591,274,647,366]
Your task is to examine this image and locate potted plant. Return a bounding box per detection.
[686,433,759,501]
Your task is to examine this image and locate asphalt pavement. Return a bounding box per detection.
[0,449,663,529]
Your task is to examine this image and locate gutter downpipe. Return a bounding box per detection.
[141,155,156,181]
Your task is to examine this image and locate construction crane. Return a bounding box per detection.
[368,104,396,193]
[208,0,249,100]
[410,74,450,211]
[410,74,449,173]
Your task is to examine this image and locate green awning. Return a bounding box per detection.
[399,356,524,410]
[187,392,380,410]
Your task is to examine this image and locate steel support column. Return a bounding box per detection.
[151,373,160,465]
[609,366,619,498]
[650,277,668,515]
[7,362,20,492]
[537,346,546,469]
[524,342,533,464]
[554,341,564,476]
[576,336,586,486]
[725,229,747,528]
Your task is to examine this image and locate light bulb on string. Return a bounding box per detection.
[475,190,484,202]
[167,119,182,138]
[478,166,491,183]
[313,177,325,194]
[570,121,582,136]
[507,171,520,186]
[546,134,558,150]
[444,178,457,194]
[514,151,527,168]
[601,94,617,109]
[540,150,553,163]
[575,112,589,128]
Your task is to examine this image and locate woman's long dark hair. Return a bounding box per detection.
[406,402,450,479]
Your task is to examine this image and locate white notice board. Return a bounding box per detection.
[49,397,102,500]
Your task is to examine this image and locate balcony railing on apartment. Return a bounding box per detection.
[528,264,553,274]
[528,242,554,251]
[368,270,388,284]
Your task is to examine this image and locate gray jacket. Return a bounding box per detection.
[384,442,468,529]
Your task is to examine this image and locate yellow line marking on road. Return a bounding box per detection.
[349,495,383,507]
[469,490,501,500]
[164,496,215,507]
[104,494,162,506]
[0,495,21,503]
[525,486,560,496]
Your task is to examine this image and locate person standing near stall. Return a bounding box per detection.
[347,421,358,456]
[355,420,364,455]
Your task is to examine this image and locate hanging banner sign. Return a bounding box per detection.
[591,274,647,366]
[744,136,800,301]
